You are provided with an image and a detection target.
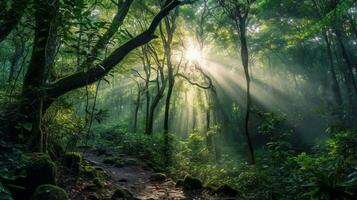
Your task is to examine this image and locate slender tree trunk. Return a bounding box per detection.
[323,31,343,106]
[145,86,165,135]
[334,25,357,93]
[239,19,255,165]
[163,79,174,133]
[133,89,141,133]
[145,88,150,129]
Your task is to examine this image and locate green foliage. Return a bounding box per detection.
[258,111,294,164]
[0,141,27,200]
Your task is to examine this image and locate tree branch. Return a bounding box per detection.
[80,0,134,68]
[48,0,188,100]
[176,73,211,89]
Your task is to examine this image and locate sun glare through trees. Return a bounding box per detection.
[0,0,356,199]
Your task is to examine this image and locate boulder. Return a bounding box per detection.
[31,184,68,200]
[182,175,202,190]
[62,152,81,175]
[111,188,135,200]
[149,173,167,182]
[175,179,184,187]
[26,153,56,192]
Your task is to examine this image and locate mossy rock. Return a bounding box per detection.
[149,173,166,182]
[183,175,202,190]
[83,176,105,192]
[111,188,135,200]
[176,179,184,187]
[62,152,82,175]
[214,184,239,197]
[26,153,56,192]
[31,184,68,200]
[81,165,98,179]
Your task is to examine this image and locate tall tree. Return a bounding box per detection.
[218,0,256,164]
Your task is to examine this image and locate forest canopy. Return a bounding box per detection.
[0,0,356,199]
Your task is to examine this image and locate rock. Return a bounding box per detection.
[111,188,135,200]
[149,173,167,182]
[81,165,98,179]
[214,184,239,197]
[62,152,81,175]
[31,184,68,200]
[26,153,57,192]
[175,179,184,187]
[182,175,202,190]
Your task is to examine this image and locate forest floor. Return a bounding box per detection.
[80,150,228,200]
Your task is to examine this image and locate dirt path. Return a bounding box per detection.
[83,152,224,200]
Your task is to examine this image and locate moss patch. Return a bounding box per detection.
[31,184,68,200]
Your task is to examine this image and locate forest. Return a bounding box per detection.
[0,0,356,199]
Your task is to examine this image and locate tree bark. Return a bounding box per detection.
[133,87,141,133]
[239,18,255,165]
